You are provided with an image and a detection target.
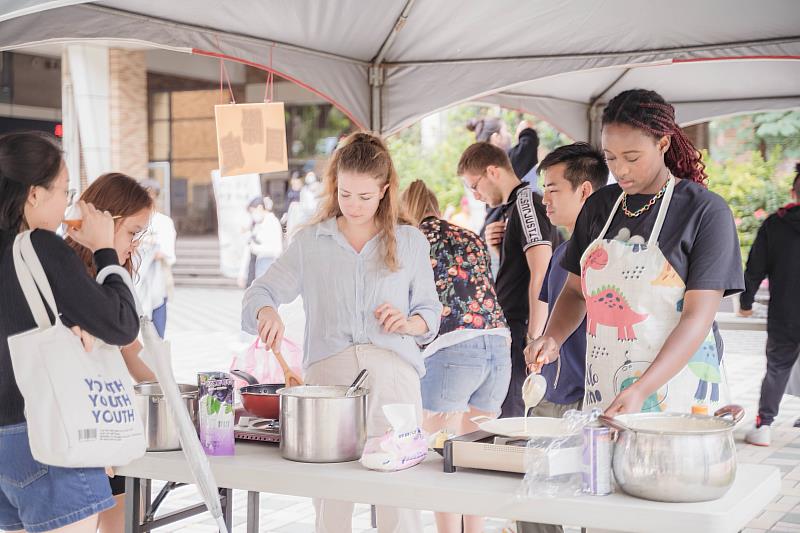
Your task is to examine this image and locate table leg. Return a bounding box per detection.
[222,488,233,531]
[124,477,142,533]
[246,492,260,533]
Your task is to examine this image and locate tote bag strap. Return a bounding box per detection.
[96,264,145,318]
[13,232,58,328]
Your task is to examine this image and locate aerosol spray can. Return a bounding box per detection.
[582,420,613,495]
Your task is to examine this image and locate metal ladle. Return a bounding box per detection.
[522,373,547,415]
[345,369,369,397]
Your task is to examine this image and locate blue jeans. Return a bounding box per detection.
[152,299,167,339]
[421,335,511,413]
[0,423,114,532]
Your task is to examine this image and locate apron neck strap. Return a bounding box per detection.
[647,175,676,248]
[598,193,625,240]
[599,175,676,243]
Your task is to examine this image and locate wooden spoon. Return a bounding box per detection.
[273,345,303,387]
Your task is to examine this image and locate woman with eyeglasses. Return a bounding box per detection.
[0,133,140,532]
[64,172,156,533]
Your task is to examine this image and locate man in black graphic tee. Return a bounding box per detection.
[458,142,556,417]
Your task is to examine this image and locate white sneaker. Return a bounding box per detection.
[745,424,771,447]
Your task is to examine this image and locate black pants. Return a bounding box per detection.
[758,324,800,426]
[501,319,528,418]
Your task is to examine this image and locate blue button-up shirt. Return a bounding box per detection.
[242,217,442,376]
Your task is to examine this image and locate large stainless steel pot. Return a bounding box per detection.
[278,385,367,463]
[134,382,199,451]
[599,405,744,502]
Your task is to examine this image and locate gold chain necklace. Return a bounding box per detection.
[621,177,670,218]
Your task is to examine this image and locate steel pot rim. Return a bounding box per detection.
[610,404,744,436]
[134,381,198,398]
[277,385,369,399]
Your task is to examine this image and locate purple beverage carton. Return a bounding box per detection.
[197,372,235,456]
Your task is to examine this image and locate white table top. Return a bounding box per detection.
[118,442,780,533]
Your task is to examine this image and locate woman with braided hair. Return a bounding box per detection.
[526,89,743,416]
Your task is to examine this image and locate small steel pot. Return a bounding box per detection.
[134,382,199,452]
[278,385,368,463]
[599,405,744,502]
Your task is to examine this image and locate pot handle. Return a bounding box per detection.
[230,369,259,385]
[597,415,630,433]
[713,404,744,424]
[470,415,493,425]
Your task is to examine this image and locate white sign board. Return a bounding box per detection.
[211,170,262,278]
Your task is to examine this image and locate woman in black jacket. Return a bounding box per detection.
[0,132,139,532]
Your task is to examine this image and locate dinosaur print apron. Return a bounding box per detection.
[580,177,729,414]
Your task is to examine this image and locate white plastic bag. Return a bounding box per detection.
[8,232,146,467]
[360,404,427,472]
[518,410,587,499]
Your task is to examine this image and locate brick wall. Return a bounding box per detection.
[109,49,148,179]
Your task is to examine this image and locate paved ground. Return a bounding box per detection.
[142,288,800,532]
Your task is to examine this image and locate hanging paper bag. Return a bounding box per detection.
[215,102,288,177]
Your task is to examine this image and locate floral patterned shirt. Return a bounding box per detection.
[419,217,507,339]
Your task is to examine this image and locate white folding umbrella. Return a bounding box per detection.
[138,319,229,533]
[98,265,229,533]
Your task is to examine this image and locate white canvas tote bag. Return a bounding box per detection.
[7,231,146,467]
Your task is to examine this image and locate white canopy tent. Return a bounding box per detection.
[1,0,799,140]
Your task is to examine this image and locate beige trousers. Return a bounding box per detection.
[305,344,424,533]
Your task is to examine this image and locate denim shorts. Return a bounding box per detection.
[0,423,114,532]
[421,334,511,413]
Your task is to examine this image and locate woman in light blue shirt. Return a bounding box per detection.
[242,132,441,533]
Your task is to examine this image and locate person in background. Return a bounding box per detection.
[402,179,510,533]
[449,195,475,232]
[134,178,176,339]
[65,172,156,533]
[458,142,556,418]
[300,171,321,220]
[287,172,303,204]
[242,132,441,532]
[536,143,609,417]
[466,116,512,151]
[510,120,541,193]
[240,197,266,288]
[518,144,609,533]
[475,118,541,275]
[249,196,283,278]
[0,132,139,532]
[740,163,800,445]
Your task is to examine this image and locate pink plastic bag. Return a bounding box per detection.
[230,337,303,385]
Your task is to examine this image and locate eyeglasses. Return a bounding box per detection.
[132,228,150,243]
[464,174,485,192]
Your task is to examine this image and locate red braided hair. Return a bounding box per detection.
[602,89,708,187]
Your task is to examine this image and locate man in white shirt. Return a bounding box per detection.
[137,179,177,338]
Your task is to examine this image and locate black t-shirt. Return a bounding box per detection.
[495,183,556,321]
[561,179,744,360]
[562,179,744,296]
[0,229,140,426]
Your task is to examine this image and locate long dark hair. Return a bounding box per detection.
[602,89,707,187]
[65,173,153,277]
[0,132,63,231]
